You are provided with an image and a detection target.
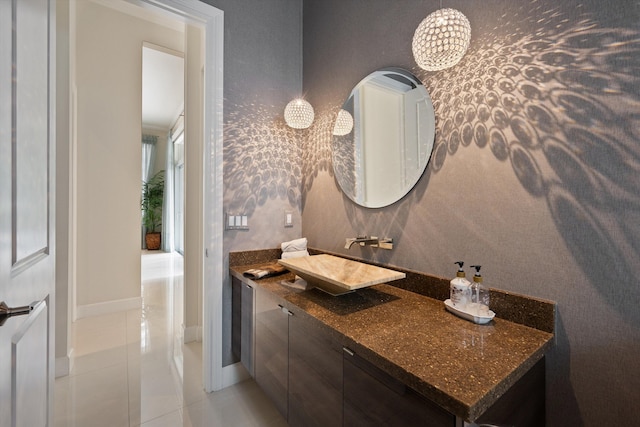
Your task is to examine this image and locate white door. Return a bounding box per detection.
[0,0,55,426]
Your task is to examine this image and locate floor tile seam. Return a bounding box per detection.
[126,326,134,427]
[137,398,183,427]
[67,360,129,378]
[73,341,130,358]
[138,408,183,427]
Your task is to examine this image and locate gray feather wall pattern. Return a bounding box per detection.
[300,1,640,424]
[413,4,640,319]
[224,102,303,215]
[303,2,640,319]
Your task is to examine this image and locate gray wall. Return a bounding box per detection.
[200,0,304,251]
[302,0,640,425]
[200,0,304,365]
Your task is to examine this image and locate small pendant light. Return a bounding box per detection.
[284,98,315,129]
[333,109,354,136]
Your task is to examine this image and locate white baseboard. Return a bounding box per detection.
[55,348,74,378]
[76,296,142,319]
[184,325,202,343]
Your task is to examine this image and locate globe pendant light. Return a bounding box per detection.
[333,109,354,136]
[284,98,315,129]
[412,7,471,71]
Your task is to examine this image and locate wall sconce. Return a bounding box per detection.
[333,109,354,136]
[284,98,315,129]
[412,7,471,71]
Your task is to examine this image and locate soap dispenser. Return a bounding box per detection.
[450,261,471,309]
[470,265,490,316]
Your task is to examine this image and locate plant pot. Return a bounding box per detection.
[145,232,161,250]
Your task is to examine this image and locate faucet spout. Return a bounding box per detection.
[344,236,379,249]
[344,238,357,249]
[345,236,394,250]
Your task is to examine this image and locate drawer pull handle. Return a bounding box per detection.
[278,304,293,316]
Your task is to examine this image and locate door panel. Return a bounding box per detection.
[1,0,55,426]
[12,0,50,268]
[12,300,49,427]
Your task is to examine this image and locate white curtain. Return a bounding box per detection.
[162,132,175,252]
[142,134,157,183]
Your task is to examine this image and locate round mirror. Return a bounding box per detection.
[332,68,435,208]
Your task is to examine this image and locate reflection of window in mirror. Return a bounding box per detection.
[359,78,405,207]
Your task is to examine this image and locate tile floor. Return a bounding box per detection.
[54,251,287,427]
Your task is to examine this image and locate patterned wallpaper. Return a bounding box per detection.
[301,1,640,424]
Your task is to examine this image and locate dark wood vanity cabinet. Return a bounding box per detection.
[343,348,455,427]
[288,308,453,427]
[234,276,547,427]
[254,286,290,419]
[288,310,343,427]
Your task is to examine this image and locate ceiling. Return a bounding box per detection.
[142,46,184,131]
[93,0,185,132]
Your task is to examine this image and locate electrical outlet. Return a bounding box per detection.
[284,211,293,227]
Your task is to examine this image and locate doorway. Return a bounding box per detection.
[67,0,224,394]
[142,42,186,380]
[128,0,226,393]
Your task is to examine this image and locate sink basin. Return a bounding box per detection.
[278,254,406,296]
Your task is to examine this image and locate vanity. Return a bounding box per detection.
[230,250,554,427]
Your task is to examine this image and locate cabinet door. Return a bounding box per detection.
[288,312,343,427]
[241,282,255,376]
[255,287,289,419]
[475,357,545,427]
[231,277,242,363]
[231,278,255,375]
[343,349,455,427]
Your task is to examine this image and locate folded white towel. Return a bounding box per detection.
[281,237,308,252]
[281,250,309,259]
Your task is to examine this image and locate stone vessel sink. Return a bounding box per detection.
[278,254,406,296]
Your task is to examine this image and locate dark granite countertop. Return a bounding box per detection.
[230,262,554,422]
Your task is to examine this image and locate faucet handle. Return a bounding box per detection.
[373,237,393,250]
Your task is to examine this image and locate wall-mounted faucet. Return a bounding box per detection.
[344,236,393,250]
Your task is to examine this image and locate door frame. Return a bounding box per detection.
[132,0,225,392]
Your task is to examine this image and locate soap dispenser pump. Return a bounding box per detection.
[470,265,490,316]
[450,261,471,309]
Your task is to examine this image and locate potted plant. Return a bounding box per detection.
[141,170,164,250]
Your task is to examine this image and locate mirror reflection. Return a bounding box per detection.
[332,68,435,208]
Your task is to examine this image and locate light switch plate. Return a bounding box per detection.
[225,212,249,230]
